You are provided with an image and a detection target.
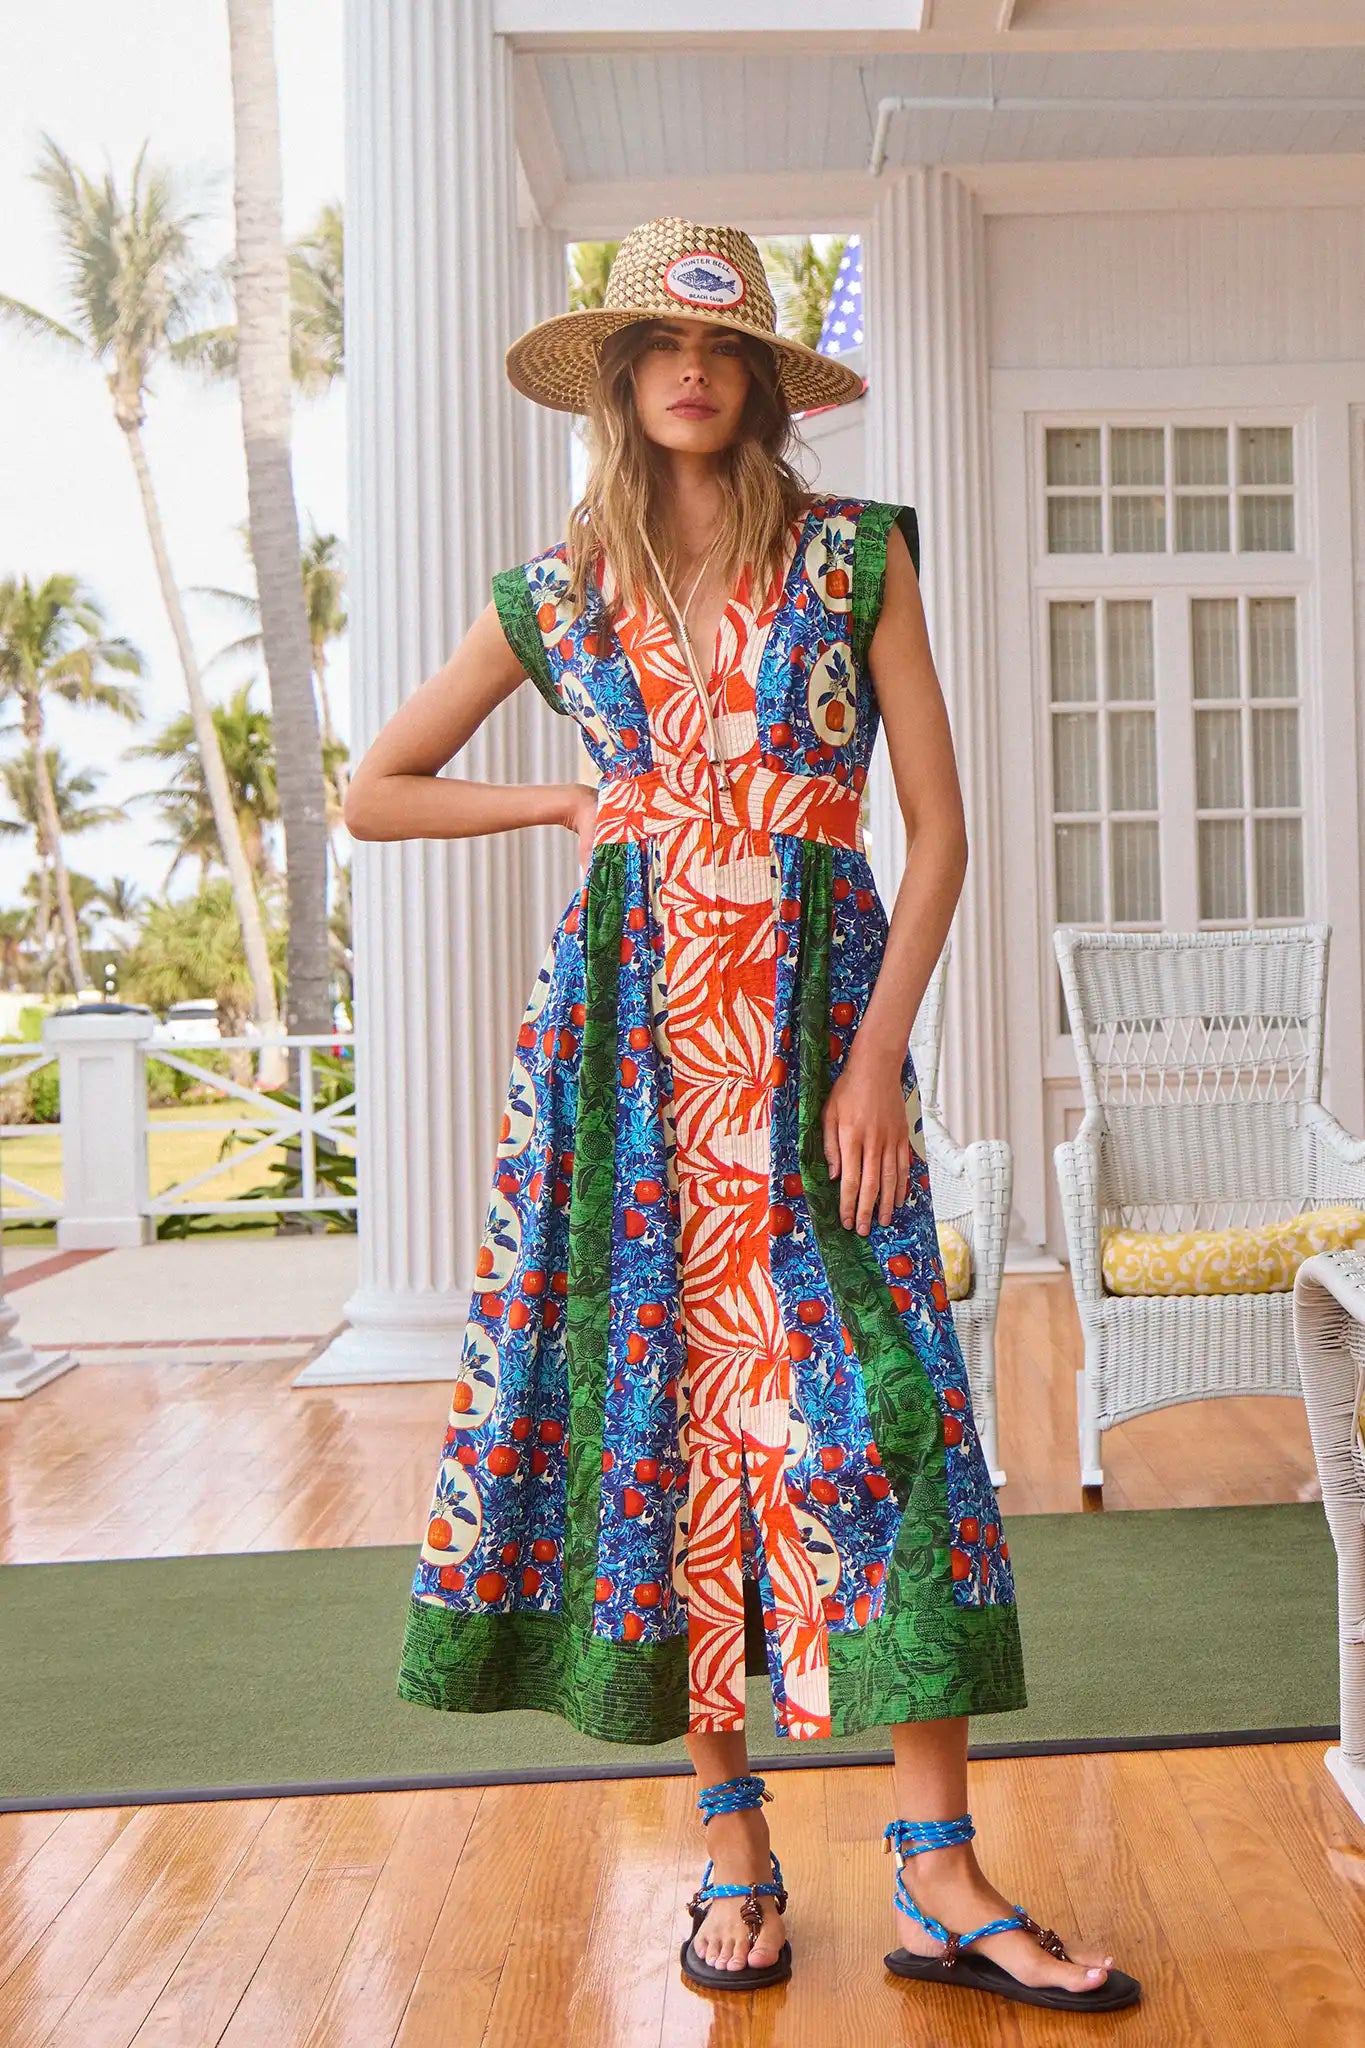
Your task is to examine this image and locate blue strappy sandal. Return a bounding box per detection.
[679,1772,792,1990]
[883,1815,1140,2012]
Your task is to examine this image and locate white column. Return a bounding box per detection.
[44,1011,154,1250]
[863,168,1008,1149]
[514,224,582,959]
[302,0,546,1384]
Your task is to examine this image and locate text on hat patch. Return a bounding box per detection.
[663,252,747,311]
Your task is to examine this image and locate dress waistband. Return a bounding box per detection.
[593,763,864,853]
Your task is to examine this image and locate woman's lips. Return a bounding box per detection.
[669,401,718,418]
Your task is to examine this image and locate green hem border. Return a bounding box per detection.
[491,564,566,714]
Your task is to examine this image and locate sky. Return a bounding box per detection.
[0,0,347,921]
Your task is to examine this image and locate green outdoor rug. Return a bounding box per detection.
[0,1503,1339,1812]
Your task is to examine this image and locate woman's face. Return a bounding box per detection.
[630,317,753,456]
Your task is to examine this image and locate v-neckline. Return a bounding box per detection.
[645,509,810,699]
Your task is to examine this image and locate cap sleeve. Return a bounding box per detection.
[850,502,920,671]
[491,560,569,716]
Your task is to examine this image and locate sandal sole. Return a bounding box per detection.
[680,1934,792,1991]
[886,1946,1141,2011]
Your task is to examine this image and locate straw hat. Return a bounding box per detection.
[505,217,865,417]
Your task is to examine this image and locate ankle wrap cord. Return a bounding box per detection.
[883,1814,1039,1967]
[689,1774,788,1937]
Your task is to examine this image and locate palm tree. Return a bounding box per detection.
[225,0,330,1035]
[288,202,343,392]
[126,681,278,888]
[569,241,619,312]
[0,137,281,1035]
[0,576,140,990]
[3,759,124,992]
[758,236,848,351]
[122,879,285,1041]
[195,522,349,804]
[174,201,343,393]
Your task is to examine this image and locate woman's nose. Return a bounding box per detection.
[678,354,709,384]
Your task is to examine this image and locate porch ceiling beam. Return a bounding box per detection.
[537,151,1365,238]
[513,50,566,224]
[494,2,928,38]
[497,1,1365,54]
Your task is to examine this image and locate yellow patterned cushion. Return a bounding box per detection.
[1101,1206,1365,1297]
[936,1223,973,1301]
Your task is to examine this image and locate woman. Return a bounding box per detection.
[345,219,1139,2014]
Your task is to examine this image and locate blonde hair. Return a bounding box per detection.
[564,321,808,615]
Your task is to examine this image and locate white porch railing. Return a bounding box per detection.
[146,1036,356,1221]
[33,1012,356,1246]
[0,1042,62,1221]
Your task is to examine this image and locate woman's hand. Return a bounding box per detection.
[556,781,599,871]
[821,1045,912,1234]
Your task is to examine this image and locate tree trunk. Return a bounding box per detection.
[26,697,87,992]
[227,0,331,1036]
[119,417,281,1047]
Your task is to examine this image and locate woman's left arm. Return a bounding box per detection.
[820,519,968,1235]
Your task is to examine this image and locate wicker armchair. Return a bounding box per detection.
[1291,1248,1365,1825]
[911,945,1012,1486]
[1053,923,1365,1489]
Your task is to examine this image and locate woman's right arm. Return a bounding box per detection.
[342,600,596,865]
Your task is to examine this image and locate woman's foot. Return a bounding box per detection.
[891,1837,1114,1996]
[689,1804,787,1973]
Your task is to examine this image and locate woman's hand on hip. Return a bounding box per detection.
[821,1050,912,1234]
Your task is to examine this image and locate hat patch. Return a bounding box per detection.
[663,251,747,311]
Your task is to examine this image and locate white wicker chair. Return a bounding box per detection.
[911,945,1012,1486]
[1291,1247,1365,1826]
[1053,923,1365,1489]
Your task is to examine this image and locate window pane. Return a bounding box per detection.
[1055,823,1103,922]
[1110,427,1165,488]
[1047,426,1100,487]
[1109,710,1157,811]
[1048,497,1102,553]
[1252,708,1301,808]
[1174,427,1228,487]
[1111,821,1161,922]
[1175,495,1230,552]
[1053,714,1100,812]
[1248,597,1297,697]
[1240,495,1295,552]
[1199,819,1247,921]
[1106,601,1154,700]
[1191,597,1239,698]
[1254,817,1304,918]
[1050,602,1097,701]
[1111,495,1165,553]
[1195,709,1244,809]
[1238,425,1293,487]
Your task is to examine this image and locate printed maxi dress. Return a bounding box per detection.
[398,495,1026,1743]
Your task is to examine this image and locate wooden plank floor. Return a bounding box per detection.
[2,1273,1362,2047]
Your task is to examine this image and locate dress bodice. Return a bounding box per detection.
[493,496,919,799]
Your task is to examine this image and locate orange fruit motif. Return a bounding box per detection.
[476,1570,508,1601]
[427,1518,452,1550]
[486,1445,519,1477]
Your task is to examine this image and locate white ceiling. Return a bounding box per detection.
[529,46,1365,189]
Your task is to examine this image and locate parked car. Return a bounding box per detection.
[152,1000,222,1046]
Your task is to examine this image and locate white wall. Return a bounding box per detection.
[987,201,1365,1249]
